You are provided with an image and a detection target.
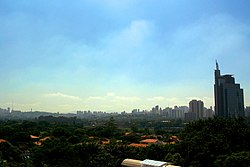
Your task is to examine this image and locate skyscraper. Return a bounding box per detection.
[214,61,244,117]
[189,99,204,120]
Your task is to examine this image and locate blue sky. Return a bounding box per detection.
[1,0,250,112]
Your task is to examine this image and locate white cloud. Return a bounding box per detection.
[185,96,214,107]
[101,19,155,56]
[87,94,141,102]
[87,96,105,100]
[114,96,141,101]
[147,96,166,101]
[185,97,202,101]
[120,20,154,46]
[44,92,81,100]
[106,92,115,96]
[170,14,250,63]
[91,0,139,11]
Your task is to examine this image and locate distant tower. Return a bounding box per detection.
[214,61,244,117]
[12,101,14,112]
[189,100,204,120]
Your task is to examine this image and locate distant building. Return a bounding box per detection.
[204,106,214,118]
[161,107,172,118]
[245,106,250,117]
[152,105,160,115]
[184,112,196,121]
[189,100,204,120]
[214,61,244,117]
[121,159,180,167]
[0,139,7,143]
[140,139,160,145]
[0,108,11,114]
[128,143,148,148]
[173,106,188,119]
[77,111,83,115]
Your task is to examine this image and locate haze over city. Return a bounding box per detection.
[1,0,250,112]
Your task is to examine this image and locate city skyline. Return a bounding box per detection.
[1,0,250,112]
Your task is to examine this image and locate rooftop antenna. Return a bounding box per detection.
[216,60,219,70]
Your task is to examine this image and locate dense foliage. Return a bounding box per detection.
[0,116,250,166]
[178,117,250,167]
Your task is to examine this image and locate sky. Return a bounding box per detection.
[0,0,250,113]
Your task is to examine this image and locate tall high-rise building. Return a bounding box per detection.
[214,61,244,117]
[189,100,204,119]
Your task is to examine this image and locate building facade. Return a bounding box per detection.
[245,106,250,117]
[189,100,204,120]
[214,61,244,117]
[204,106,214,118]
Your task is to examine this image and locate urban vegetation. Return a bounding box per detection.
[0,116,250,167]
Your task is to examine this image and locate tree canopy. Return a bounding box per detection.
[0,116,250,166]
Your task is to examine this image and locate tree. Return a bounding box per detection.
[51,127,70,138]
[214,151,250,167]
[178,117,250,166]
[0,142,24,166]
